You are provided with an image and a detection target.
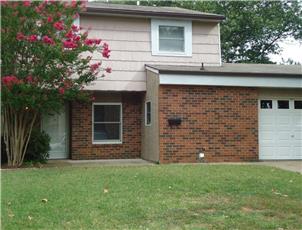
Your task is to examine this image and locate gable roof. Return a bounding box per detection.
[83,2,225,22]
[146,63,302,77]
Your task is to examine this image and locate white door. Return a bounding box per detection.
[42,107,69,159]
[259,98,302,160]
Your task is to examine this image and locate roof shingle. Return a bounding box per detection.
[146,63,302,77]
[83,2,225,21]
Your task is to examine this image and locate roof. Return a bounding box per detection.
[146,63,302,77]
[83,3,225,21]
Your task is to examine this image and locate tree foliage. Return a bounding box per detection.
[1,1,111,167]
[112,0,302,63]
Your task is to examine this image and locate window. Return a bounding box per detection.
[278,100,289,109]
[93,103,122,144]
[294,100,302,109]
[151,19,192,56]
[159,26,184,52]
[145,101,151,126]
[260,100,272,109]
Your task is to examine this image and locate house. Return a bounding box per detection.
[42,3,302,163]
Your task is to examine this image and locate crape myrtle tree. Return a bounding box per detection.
[1,0,111,167]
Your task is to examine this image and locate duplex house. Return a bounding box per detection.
[42,3,302,163]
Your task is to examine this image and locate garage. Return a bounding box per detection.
[259,91,302,160]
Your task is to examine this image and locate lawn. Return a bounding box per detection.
[1,164,302,230]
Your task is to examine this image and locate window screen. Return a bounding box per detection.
[93,104,121,142]
[159,25,185,52]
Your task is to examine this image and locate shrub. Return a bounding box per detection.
[24,129,50,164]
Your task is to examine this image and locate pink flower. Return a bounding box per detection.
[58,87,65,95]
[94,39,101,45]
[84,38,102,46]
[71,24,79,32]
[23,1,31,7]
[72,13,79,19]
[90,63,101,72]
[65,30,73,39]
[73,35,81,41]
[91,96,96,101]
[63,40,77,49]
[63,2,69,8]
[28,35,38,42]
[53,21,64,31]
[2,75,20,88]
[47,16,53,23]
[35,3,45,13]
[26,75,34,83]
[105,67,112,73]
[102,44,111,58]
[84,39,94,46]
[71,0,77,8]
[16,32,26,41]
[42,35,55,45]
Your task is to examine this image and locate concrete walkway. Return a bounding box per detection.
[47,159,153,167]
[256,161,302,174]
[46,160,302,173]
[207,161,302,174]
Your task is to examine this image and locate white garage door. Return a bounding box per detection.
[259,98,302,160]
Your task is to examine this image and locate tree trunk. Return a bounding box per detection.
[2,106,37,167]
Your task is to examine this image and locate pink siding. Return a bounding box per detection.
[81,15,221,91]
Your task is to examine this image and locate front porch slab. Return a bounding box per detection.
[47,158,153,167]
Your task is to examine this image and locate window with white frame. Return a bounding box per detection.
[151,19,192,56]
[145,101,151,126]
[93,103,122,144]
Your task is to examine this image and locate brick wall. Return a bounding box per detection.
[159,86,258,163]
[71,93,142,159]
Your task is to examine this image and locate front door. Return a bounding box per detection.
[42,107,69,159]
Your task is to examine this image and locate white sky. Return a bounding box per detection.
[269,38,302,64]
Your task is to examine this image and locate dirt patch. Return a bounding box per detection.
[241,206,255,213]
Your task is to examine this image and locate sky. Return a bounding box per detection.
[269,38,302,64]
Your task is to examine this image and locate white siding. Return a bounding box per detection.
[81,15,221,91]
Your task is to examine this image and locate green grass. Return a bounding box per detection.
[1,164,302,230]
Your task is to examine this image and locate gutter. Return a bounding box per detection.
[145,65,302,78]
[81,7,225,22]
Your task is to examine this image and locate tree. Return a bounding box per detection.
[1,1,111,167]
[112,0,302,63]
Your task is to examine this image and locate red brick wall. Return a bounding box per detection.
[159,86,258,163]
[71,93,142,159]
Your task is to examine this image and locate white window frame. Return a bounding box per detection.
[145,101,151,126]
[92,103,122,144]
[151,19,192,57]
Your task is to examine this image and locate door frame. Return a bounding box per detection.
[41,104,70,159]
[258,94,302,160]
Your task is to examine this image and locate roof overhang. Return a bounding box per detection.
[81,5,225,22]
[159,73,302,88]
[146,65,302,89]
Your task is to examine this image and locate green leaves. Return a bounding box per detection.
[1,1,109,114]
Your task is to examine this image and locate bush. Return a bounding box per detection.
[1,129,50,165]
[24,129,50,164]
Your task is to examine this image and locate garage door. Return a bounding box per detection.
[259,98,302,160]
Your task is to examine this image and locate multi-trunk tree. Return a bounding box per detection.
[1,0,111,167]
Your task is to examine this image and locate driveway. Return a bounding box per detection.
[256,161,302,174]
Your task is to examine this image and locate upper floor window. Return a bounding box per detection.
[151,19,192,56]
